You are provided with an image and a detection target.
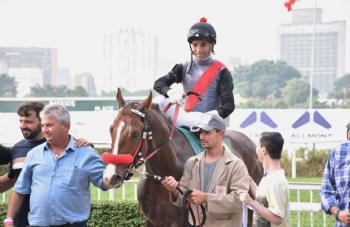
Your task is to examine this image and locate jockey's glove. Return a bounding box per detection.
[206,110,219,116]
[167,89,185,105]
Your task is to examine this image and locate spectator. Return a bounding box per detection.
[1,102,91,227]
[4,104,111,227]
[238,132,290,227]
[161,114,249,227]
[319,139,350,226]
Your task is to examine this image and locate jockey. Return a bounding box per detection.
[153,17,235,130]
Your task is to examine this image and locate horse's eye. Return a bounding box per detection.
[132,132,139,138]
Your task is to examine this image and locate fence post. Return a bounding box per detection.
[98,188,101,200]
[122,183,125,200]
[134,183,137,200]
[2,193,5,202]
[310,189,313,227]
[109,188,114,200]
[291,143,296,178]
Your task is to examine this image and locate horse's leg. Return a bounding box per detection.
[248,209,253,227]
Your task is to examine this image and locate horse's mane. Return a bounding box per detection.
[150,103,172,125]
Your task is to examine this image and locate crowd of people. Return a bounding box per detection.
[0,17,348,227]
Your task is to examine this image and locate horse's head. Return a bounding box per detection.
[103,88,152,188]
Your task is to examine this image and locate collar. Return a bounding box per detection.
[196,147,234,163]
[193,55,215,66]
[44,135,75,152]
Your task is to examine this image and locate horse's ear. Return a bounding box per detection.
[140,92,152,113]
[116,88,126,108]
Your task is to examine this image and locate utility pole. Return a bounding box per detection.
[309,0,317,109]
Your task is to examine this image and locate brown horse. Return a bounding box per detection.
[103,89,263,227]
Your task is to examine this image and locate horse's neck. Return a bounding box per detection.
[145,110,176,175]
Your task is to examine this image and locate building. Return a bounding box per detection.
[71,72,96,96]
[0,47,58,86]
[277,8,346,94]
[102,29,159,93]
[59,67,70,88]
[8,68,43,98]
[0,61,7,75]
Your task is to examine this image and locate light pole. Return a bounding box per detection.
[309,0,317,110]
[272,90,277,109]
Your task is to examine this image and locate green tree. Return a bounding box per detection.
[70,86,89,97]
[100,88,158,97]
[280,78,319,107]
[27,85,70,97]
[333,73,350,100]
[0,74,17,97]
[232,60,302,98]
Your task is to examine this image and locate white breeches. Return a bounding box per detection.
[153,96,205,131]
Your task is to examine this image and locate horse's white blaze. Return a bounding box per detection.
[112,121,125,155]
[104,164,116,181]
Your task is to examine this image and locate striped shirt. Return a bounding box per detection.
[319,141,350,227]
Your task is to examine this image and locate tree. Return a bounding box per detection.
[232,60,302,99]
[333,73,350,100]
[27,85,88,97]
[70,86,89,97]
[0,74,17,97]
[27,85,70,97]
[100,87,159,97]
[280,77,318,107]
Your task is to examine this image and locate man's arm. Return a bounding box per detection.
[0,144,12,165]
[5,191,26,226]
[154,64,183,96]
[238,190,283,225]
[249,176,258,198]
[0,174,15,193]
[217,68,235,119]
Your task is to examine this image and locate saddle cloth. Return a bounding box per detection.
[176,128,233,155]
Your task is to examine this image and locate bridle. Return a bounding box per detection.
[101,102,180,180]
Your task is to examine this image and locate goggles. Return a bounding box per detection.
[187,29,212,39]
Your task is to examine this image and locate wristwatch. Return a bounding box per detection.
[335,209,341,221]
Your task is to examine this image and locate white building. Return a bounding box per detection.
[102,29,159,93]
[8,68,43,97]
[59,67,70,88]
[0,61,7,75]
[277,8,346,94]
[71,72,96,96]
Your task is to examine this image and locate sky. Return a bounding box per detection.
[0,0,349,93]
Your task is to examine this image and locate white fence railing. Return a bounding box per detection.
[1,181,328,226]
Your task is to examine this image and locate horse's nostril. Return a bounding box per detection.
[110,175,122,185]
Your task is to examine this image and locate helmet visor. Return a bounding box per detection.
[187,29,212,39]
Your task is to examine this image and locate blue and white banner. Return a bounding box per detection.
[230,109,350,143]
[1,109,349,146]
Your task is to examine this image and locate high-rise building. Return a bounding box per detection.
[277,8,346,94]
[0,61,7,75]
[71,72,96,96]
[59,67,70,88]
[8,68,43,98]
[0,47,58,86]
[102,29,159,93]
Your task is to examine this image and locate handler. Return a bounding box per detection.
[153,17,235,129]
[161,114,249,227]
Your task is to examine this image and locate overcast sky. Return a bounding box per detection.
[0,0,349,92]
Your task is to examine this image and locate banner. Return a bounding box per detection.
[230,109,350,143]
[1,109,349,146]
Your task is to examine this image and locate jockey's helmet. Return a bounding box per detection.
[187,17,216,44]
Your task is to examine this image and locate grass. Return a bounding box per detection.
[0,177,335,226]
